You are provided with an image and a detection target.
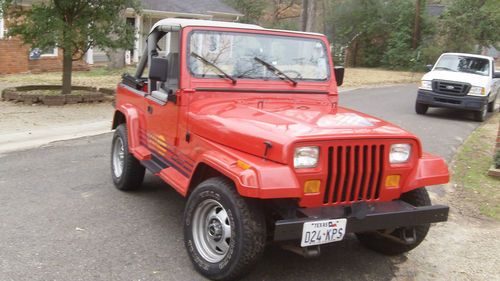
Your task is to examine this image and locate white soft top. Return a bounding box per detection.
[150,18,323,37]
[440,52,493,61]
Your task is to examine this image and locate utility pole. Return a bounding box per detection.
[301,0,313,32]
[412,0,422,49]
[301,0,324,32]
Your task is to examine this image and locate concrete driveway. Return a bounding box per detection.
[1,84,498,281]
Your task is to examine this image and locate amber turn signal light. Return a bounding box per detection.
[385,175,400,188]
[304,180,321,194]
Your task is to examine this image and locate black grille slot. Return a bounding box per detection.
[332,146,343,203]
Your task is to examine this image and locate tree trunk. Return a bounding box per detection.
[301,0,308,31]
[314,0,325,34]
[62,49,73,95]
[107,49,126,69]
[351,40,359,67]
[412,0,422,49]
[301,0,316,32]
[301,0,324,33]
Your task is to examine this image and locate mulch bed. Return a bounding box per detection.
[1,85,114,106]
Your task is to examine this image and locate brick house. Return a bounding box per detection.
[0,1,91,74]
[0,0,242,75]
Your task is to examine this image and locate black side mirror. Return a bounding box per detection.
[149,57,169,82]
[426,64,433,71]
[494,72,500,79]
[334,66,345,87]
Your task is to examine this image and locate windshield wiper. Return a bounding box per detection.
[190,51,237,85]
[254,57,298,86]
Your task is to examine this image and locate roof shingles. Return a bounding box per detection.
[141,0,241,15]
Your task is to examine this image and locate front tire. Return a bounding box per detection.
[415,102,428,115]
[111,124,145,190]
[474,104,487,122]
[356,188,431,255]
[487,94,498,112]
[184,177,266,281]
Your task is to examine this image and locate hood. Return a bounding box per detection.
[188,94,415,164]
[423,70,490,87]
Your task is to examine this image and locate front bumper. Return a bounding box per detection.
[417,89,487,111]
[273,200,449,241]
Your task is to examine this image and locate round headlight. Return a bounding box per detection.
[294,146,319,169]
[390,144,411,164]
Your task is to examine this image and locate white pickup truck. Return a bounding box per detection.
[416,52,500,121]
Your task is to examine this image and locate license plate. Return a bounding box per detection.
[301,219,347,247]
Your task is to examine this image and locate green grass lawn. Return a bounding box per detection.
[453,113,500,220]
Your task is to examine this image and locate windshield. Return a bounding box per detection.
[434,55,490,76]
[188,31,330,82]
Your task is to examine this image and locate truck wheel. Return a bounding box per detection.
[184,177,266,281]
[111,124,145,190]
[415,102,428,115]
[487,95,498,112]
[356,188,431,256]
[474,104,487,122]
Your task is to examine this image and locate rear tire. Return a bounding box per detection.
[356,188,431,256]
[111,124,145,190]
[474,104,487,122]
[415,102,428,115]
[184,177,266,281]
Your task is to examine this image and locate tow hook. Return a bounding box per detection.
[281,244,321,258]
[401,227,417,244]
[379,227,417,245]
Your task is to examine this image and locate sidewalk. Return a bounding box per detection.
[0,121,111,154]
[0,101,113,154]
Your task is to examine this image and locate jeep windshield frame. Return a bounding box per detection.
[186,30,331,83]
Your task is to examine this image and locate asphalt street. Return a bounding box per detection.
[340,84,482,162]
[0,84,487,281]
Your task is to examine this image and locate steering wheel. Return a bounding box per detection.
[282,70,303,79]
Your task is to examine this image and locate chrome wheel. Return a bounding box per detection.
[112,136,125,178]
[192,199,232,263]
[184,178,266,280]
[111,124,145,190]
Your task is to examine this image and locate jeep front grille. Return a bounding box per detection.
[432,80,470,95]
[323,144,385,205]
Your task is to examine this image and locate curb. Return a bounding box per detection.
[0,121,112,154]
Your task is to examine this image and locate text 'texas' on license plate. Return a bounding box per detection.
[301,219,347,247]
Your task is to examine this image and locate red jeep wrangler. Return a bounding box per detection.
[111,19,449,280]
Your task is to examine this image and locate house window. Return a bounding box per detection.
[29,47,58,60]
[40,47,58,57]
